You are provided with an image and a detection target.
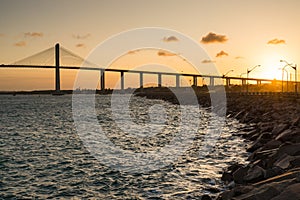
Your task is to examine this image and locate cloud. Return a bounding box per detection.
[0,33,5,37]
[163,36,179,42]
[157,50,177,56]
[202,59,215,63]
[76,43,86,48]
[14,41,26,47]
[267,38,286,45]
[201,32,228,44]
[24,32,43,37]
[235,56,244,59]
[73,33,91,39]
[216,50,229,57]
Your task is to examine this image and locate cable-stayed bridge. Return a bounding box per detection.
[0,43,298,94]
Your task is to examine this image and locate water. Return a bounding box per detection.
[0,95,248,199]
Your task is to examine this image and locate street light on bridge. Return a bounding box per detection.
[223,69,234,77]
[280,60,297,94]
[279,67,289,93]
[247,65,261,93]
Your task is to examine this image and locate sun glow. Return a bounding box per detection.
[258,52,286,80]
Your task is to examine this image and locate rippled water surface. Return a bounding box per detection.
[0,95,248,199]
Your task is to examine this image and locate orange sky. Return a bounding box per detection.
[0,0,299,91]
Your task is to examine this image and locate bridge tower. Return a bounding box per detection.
[55,43,61,93]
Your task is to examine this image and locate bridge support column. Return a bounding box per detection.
[226,78,230,86]
[257,80,261,85]
[242,79,246,86]
[193,76,197,86]
[158,73,162,87]
[176,75,180,88]
[210,77,214,87]
[120,71,124,92]
[139,72,143,88]
[100,69,105,91]
[55,43,60,92]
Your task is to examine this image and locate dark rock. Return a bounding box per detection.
[249,149,276,162]
[261,139,282,151]
[227,163,244,173]
[221,172,233,183]
[233,166,250,184]
[233,183,280,200]
[291,156,300,168]
[265,166,284,179]
[232,185,255,196]
[200,194,212,200]
[234,178,295,200]
[291,116,300,127]
[275,129,294,141]
[247,138,269,153]
[244,165,266,183]
[272,123,290,136]
[270,183,300,200]
[243,129,258,139]
[273,153,294,170]
[258,122,274,132]
[276,143,300,157]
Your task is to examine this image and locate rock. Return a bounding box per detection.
[272,123,290,136]
[227,163,244,173]
[233,166,250,184]
[276,143,300,157]
[258,122,274,132]
[233,183,280,200]
[234,178,295,200]
[253,170,300,186]
[200,194,212,200]
[242,129,258,139]
[265,166,284,179]
[291,156,300,168]
[275,129,294,141]
[247,138,269,153]
[221,172,233,183]
[261,140,282,151]
[270,183,300,200]
[273,153,295,170]
[291,116,300,127]
[244,165,266,183]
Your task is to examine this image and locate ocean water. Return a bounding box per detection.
[0,95,248,199]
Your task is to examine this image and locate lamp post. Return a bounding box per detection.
[247,65,261,93]
[223,69,234,77]
[280,60,297,94]
[279,67,289,93]
[223,70,234,87]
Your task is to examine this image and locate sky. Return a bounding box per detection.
[0,0,300,90]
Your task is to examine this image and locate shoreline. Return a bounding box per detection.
[136,88,300,200]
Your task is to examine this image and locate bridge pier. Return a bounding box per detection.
[257,80,261,85]
[100,69,105,91]
[55,43,61,92]
[226,78,230,86]
[242,79,246,86]
[139,72,143,89]
[176,74,180,88]
[158,73,162,87]
[193,76,197,86]
[210,77,214,87]
[120,71,124,92]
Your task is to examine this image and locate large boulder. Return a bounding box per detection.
[243,165,266,183]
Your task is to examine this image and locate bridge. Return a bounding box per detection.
[0,43,299,94]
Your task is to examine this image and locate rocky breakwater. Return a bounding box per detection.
[218,94,300,200]
[136,88,300,199]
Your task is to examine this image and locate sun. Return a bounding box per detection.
[258,52,285,80]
